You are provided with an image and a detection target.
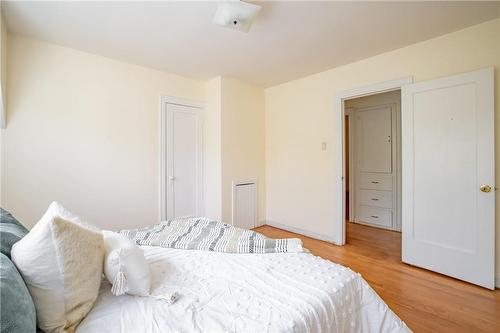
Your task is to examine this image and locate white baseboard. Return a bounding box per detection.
[255,220,266,228]
[264,220,336,244]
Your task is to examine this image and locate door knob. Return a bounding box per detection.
[169,176,176,181]
[480,184,492,193]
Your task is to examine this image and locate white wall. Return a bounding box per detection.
[202,76,266,224]
[344,90,401,108]
[1,34,205,230]
[220,77,265,224]
[265,18,500,274]
[0,10,7,208]
[0,9,6,128]
[1,35,266,230]
[203,77,222,220]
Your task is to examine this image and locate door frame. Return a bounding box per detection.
[344,108,355,222]
[159,96,205,221]
[334,77,413,245]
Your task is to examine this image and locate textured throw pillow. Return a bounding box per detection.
[103,231,151,296]
[0,208,29,258]
[11,202,104,333]
[0,253,36,333]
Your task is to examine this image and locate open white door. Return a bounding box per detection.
[401,68,495,289]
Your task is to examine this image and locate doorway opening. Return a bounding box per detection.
[336,77,412,246]
[343,90,403,247]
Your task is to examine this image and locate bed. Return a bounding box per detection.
[77,245,410,333]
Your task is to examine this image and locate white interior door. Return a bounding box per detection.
[166,103,203,220]
[401,68,494,289]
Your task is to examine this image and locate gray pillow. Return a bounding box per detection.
[0,253,36,333]
[0,208,29,258]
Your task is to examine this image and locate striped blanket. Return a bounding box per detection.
[119,217,303,254]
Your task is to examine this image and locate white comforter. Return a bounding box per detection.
[77,246,410,333]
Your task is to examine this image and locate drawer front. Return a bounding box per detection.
[360,190,392,209]
[359,173,392,191]
[357,206,392,228]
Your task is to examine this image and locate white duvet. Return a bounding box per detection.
[77,246,410,333]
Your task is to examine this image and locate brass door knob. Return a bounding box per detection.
[480,184,492,193]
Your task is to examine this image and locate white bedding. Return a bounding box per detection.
[77,246,410,333]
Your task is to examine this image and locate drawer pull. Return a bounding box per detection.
[371,215,379,218]
[371,181,379,184]
[371,198,379,201]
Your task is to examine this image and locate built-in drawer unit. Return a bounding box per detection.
[357,206,392,228]
[352,104,398,231]
[359,172,392,191]
[359,189,392,209]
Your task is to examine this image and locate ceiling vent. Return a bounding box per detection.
[213,1,261,33]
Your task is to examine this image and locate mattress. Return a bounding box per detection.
[77,246,410,333]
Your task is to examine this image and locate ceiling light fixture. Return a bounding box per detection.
[213,1,261,33]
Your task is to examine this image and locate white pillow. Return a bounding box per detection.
[102,231,151,297]
[11,202,104,333]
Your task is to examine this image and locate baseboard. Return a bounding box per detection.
[496,276,500,289]
[255,220,266,228]
[264,220,336,244]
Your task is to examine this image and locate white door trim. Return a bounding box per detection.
[159,96,205,221]
[345,108,355,222]
[334,77,413,245]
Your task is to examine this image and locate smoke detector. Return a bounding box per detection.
[213,1,261,33]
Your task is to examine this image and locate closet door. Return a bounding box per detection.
[401,68,494,289]
[356,107,392,173]
[165,103,204,220]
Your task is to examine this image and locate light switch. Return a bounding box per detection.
[322,142,327,151]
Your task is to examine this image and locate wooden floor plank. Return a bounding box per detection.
[253,223,500,333]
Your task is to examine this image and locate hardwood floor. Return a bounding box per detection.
[254,223,500,333]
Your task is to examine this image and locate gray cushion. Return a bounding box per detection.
[0,253,36,333]
[0,208,29,259]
